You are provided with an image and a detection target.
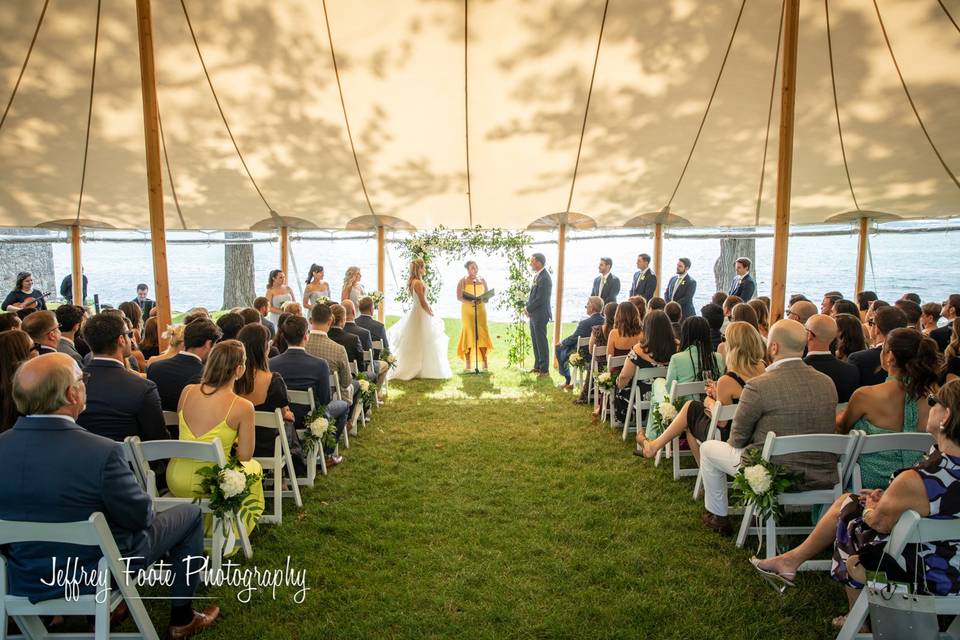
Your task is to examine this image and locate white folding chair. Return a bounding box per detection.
[123,437,254,572]
[348,362,368,430]
[0,512,160,640]
[572,336,591,390]
[837,510,960,640]
[362,349,382,408]
[372,339,388,397]
[848,430,935,493]
[162,410,179,439]
[588,345,605,405]
[253,409,304,524]
[692,402,739,499]
[735,431,860,570]
[621,366,668,441]
[287,387,328,483]
[654,380,706,474]
[600,355,627,427]
[330,371,349,448]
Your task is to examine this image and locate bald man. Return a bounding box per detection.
[804,314,859,403]
[698,319,838,535]
[787,300,818,325]
[0,353,219,636]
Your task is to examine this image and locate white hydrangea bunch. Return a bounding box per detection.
[658,402,678,421]
[385,354,397,365]
[597,372,611,384]
[744,465,773,494]
[219,468,247,499]
[309,416,329,437]
[359,379,371,393]
[568,352,583,367]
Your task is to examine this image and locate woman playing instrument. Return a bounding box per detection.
[2,272,48,312]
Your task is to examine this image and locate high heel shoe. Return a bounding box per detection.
[749,557,796,593]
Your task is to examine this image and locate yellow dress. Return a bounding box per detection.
[166,406,266,537]
[457,279,494,359]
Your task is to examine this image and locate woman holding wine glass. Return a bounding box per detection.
[456,261,493,371]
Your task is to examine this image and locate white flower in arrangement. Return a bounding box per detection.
[744,465,773,494]
[658,402,678,421]
[359,379,371,392]
[385,354,397,365]
[597,372,611,384]
[219,468,247,499]
[308,416,329,437]
[568,352,583,366]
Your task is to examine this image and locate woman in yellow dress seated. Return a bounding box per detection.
[456,261,494,370]
[166,339,265,535]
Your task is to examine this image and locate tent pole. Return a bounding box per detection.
[377,225,385,321]
[279,225,289,274]
[553,223,567,361]
[769,0,800,324]
[135,0,171,346]
[653,223,663,298]
[70,224,83,307]
[855,217,869,296]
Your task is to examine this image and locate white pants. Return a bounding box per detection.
[699,440,745,517]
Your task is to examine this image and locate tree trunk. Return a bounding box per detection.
[223,231,255,309]
[713,237,756,296]
[0,229,56,300]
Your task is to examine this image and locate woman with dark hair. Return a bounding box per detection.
[139,317,160,360]
[832,299,860,317]
[945,319,960,385]
[576,302,618,407]
[302,264,331,310]
[835,313,868,361]
[0,329,37,431]
[271,312,293,355]
[605,301,643,375]
[614,310,677,425]
[2,272,47,312]
[264,270,295,325]
[0,311,21,332]
[856,290,878,321]
[628,296,647,322]
[838,328,942,489]
[747,299,769,339]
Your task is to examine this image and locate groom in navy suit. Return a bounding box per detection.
[727,257,756,300]
[525,253,552,376]
[664,257,698,320]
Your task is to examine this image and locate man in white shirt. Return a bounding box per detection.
[591,257,620,306]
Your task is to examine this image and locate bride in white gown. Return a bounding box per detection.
[387,258,452,381]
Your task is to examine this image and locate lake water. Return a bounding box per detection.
[44,226,959,322]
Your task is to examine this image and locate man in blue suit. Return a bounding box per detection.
[590,257,620,306]
[77,312,167,443]
[555,296,604,389]
[270,316,350,467]
[664,257,698,320]
[147,318,221,413]
[0,353,219,635]
[630,253,657,301]
[356,296,389,358]
[525,253,552,376]
[727,257,756,300]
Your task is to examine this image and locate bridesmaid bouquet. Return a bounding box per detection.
[300,406,337,455]
[369,291,385,307]
[194,456,263,536]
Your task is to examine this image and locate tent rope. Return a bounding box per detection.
[320,0,379,224]
[754,0,785,226]
[464,0,474,226]
[74,0,101,225]
[157,107,188,230]
[824,0,860,211]
[872,0,960,191]
[565,0,610,214]
[0,0,49,134]
[666,0,747,208]
[180,0,279,216]
[938,0,960,34]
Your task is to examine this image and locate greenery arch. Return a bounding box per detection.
[395,226,533,366]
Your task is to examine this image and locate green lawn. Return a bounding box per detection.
[141,317,844,639]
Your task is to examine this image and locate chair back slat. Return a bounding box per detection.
[162,410,179,428]
[287,388,315,410]
[633,366,668,383]
[669,380,706,402]
[138,439,227,465]
[592,345,606,358]
[576,336,591,349]
[607,355,627,369]
[372,340,384,350]
[856,431,934,456]
[254,408,285,429]
[762,431,856,458]
[0,513,105,546]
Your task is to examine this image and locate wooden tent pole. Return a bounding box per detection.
[553,223,567,352]
[769,0,800,324]
[135,0,171,346]
[279,225,289,274]
[653,223,663,298]
[376,226,386,321]
[70,224,83,307]
[855,217,869,296]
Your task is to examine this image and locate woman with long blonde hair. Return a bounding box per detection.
[384,257,451,380]
[341,266,364,307]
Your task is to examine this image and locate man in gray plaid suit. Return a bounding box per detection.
[306,304,360,415]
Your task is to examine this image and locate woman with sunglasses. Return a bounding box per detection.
[837,328,942,489]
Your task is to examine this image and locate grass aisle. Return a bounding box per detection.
[194,318,845,639]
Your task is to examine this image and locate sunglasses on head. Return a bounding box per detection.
[928,393,943,408]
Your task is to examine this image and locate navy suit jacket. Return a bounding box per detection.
[728,273,756,300]
[78,358,167,442]
[804,353,860,403]
[630,269,657,301]
[270,347,332,427]
[847,346,886,388]
[328,327,364,374]
[261,316,276,338]
[931,325,951,352]
[133,297,155,319]
[590,274,621,306]
[561,313,605,350]
[664,274,697,319]
[356,314,389,356]
[526,270,552,322]
[344,321,373,354]
[146,352,203,412]
[0,416,154,602]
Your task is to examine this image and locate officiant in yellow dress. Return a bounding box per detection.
[456,261,494,370]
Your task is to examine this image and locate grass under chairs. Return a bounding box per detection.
[125,318,845,639]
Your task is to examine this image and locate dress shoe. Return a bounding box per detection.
[325,455,343,468]
[165,606,220,640]
[556,382,573,390]
[537,372,550,379]
[701,511,733,536]
[528,368,541,374]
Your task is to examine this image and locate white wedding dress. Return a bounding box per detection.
[387,286,452,381]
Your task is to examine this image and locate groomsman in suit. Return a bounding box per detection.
[555,296,604,389]
[630,253,657,301]
[59,270,88,305]
[664,258,698,320]
[21,310,61,355]
[727,257,756,300]
[133,283,155,319]
[591,257,620,306]
[525,253,552,376]
[147,318,221,413]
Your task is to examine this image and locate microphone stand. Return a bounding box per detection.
[471,278,481,375]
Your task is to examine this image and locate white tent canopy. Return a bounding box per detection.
[1,0,958,231]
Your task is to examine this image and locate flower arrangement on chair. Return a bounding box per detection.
[300,406,338,455]
[595,371,615,392]
[380,347,398,370]
[733,448,798,552]
[568,351,588,372]
[649,394,684,438]
[194,456,263,542]
[357,373,378,405]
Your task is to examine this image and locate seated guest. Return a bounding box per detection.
[306,303,359,420]
[147,318,221,413]
[864,299,889,336]
[606,301,644,375]
[0,353,219,637]
[139,316,161,360]
[55,304,86,364]
[281,300,303,318]
[148,324,185,367]
[820,291,843,316]
[628,295,647,320]
[700,303,725,352]
[638,322,766,461]
[356,295,389,358]
[857,290,878,321]
[722,294,743,326]
[238,307,262,327]
[894,299,922,329]
[900,292,921,305]
[77,312,167,442]
[832,298,860,318]
[270,316,350,468]
[118,300,144,340]
[271,312,293,355]
[921,302,942,335]
[556,296,604,390]
[612,309,677,430]
[748,299,769,339]
[576,301,617,407]
[343,300,381,381]
[648,297,666,312]
[183,308,209,325]
[216,311,244,341]
[849,305,908,387]
[663,301,683,338]
[0,329,36,432]
[931,294,959,352]
[711,292,728,307]
[804,314,859,403]
[21,310,60,355]
[328,303,364,374]
[838,328,941,489]
[0,311,21,332]
[718,303,761,359]
[835,313,868,361]
[787,299,818,325]
[699,319,838,535]
[753,380,960,616]
[943,319,960,385]
[1,271,47,312]
[253,296,276,337]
